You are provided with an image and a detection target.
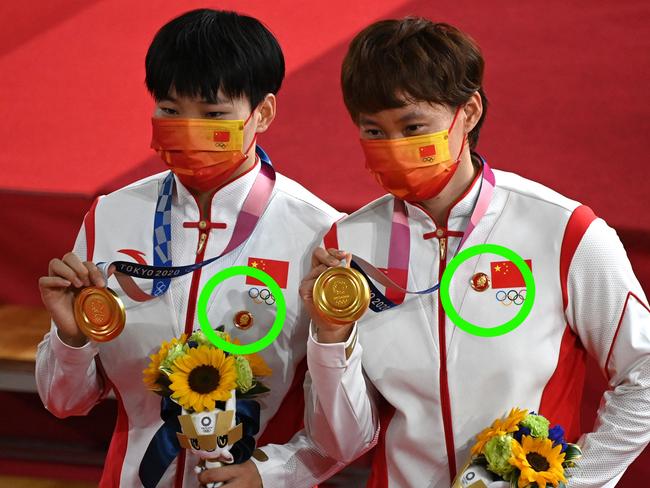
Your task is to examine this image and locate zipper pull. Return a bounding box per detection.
[440,236,447,262]
[197,232,207,255]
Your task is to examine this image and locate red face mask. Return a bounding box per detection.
[151,112,256,193]
[361,107,466,202]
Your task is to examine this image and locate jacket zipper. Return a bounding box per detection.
[197,229,208,254]
[429,225,456,482]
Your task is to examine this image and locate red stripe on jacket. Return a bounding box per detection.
[367,400,396,488]
[539,205,596,442]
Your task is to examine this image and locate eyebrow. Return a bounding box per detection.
[358,116,379,126]
[359,110,427,126]
[397,111,427,123]
[160,95,231,105]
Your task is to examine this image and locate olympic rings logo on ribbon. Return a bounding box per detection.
[422,156,436,163]
[248,287,275,305]
[153,281,168,296]
[495,289,527,306]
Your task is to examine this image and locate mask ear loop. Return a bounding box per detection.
[448,106,467,163]
[242,109,259,161]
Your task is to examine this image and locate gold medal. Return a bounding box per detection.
[312,267,370,325]
[73,287,126,342]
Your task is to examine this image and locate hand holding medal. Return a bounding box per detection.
[300,248,369,344]
[39,252,114,346]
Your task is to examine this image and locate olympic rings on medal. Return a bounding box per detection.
[248,287,275,305]
[495,289,526,306]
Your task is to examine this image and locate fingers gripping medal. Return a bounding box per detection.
[73,287,126,342]
[312,255,371,325]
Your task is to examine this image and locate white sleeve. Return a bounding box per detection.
[565,218,650,487]
[250,329,375,486]
[34,219,108,418]
[304,323,379,464]
[251,428,347,487]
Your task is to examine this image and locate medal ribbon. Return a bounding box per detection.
[352,156,495,313]
[98,147,275,301]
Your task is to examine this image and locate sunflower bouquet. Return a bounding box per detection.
[453,408,582,488]
[143,327,272,486]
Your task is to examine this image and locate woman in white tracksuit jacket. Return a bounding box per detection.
[301,18,650,488]
[37,9,348,488]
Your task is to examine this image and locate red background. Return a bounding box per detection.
[1,0,648,485]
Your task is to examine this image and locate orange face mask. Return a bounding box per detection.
[151,113,255,192]
[360,107,465,202]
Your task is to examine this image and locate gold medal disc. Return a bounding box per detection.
[73,287,126,342]
[312,267,370,325]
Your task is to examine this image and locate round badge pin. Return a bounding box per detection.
[233,310,254,330]
[470,272,490,292]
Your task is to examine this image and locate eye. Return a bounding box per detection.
[205,112,225,119]
[364,128,384,138]
[159,107,178,116]
[405,124,425,134]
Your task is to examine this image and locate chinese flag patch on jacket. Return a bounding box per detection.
[490,259,532,289]
[246,258,289,289]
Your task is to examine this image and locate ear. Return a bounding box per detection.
[254,94,277,134]
[463,91,483,134]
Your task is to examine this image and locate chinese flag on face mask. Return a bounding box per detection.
[213,131,231,142]
[246,257,289,289]
[490,259,532,289]
[419,144,437,158]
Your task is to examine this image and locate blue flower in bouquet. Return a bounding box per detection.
[549,425,568,452]
[513,425,531,443]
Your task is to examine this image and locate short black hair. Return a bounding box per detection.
[145,9,285,109]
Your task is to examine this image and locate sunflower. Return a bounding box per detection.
[472,408,529,455]
[143,334,187,391]
[501,408,530,432]
[510,435,567,488]
[169,345,237,411]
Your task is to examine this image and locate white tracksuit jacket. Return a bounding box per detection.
[306,165,650,488]
[36,160,350,487]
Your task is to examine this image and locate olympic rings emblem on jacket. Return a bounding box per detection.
[248,287,276,305]
[495,289,526,306]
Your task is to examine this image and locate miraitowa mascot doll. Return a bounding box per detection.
[177,392,243,488]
